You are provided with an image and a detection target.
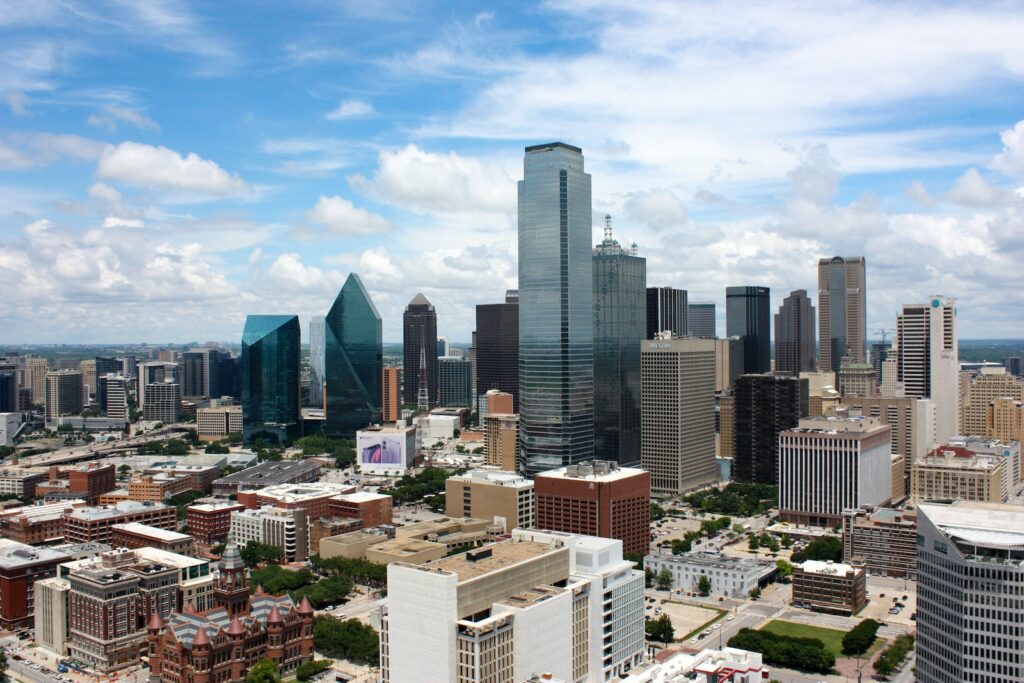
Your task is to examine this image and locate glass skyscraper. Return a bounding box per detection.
[817,256,866,372]
[774,289,816,375]
[475,290,519,410]
[645,287,686,339]
[241,314,300,442]
[726,285,771,375]
[593,217,646,466]
[309,316,325,408]
[324,273,382,436]
[438,356,473,407]
[518,142,594,474]
[402,293,438,408]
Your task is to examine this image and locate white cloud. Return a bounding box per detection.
[948,168,1007,207]
[3,91,28,115]
[87,104,160,132]
[905,180,934,206]
[349,144,515,214]
[102,215,145,229]
[325,99,374,119]
[96,142,249,198]
[306,195,394,236]
[623,189,687,231]
[992,120,1024,181]
[88,182,123,205]
[0,132,106,169]
[265,253,344,293]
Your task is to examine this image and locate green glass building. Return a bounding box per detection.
[325,273,382,436]
[241,314,300,442]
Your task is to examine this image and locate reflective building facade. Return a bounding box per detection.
[241,315,300,442]
[402,293,438,408]
[475,290,519,411]
[726,286,771,375]
[774,289,816,375]
[518,142,594,473]
[325,274,382,436]
[438,357,473,407]
[645,287,686,339]
[594,219,646,466]
[308,316,325,408]
[687,301,716,338]
[818,256,866,372]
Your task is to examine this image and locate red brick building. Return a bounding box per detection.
[0,499,86,544]
[0,540,70,629]
[534,461,651,555]
[328,492,393,528]
[147,542,315,683]
[186,500,245,545]
[236,482,354,519]
[36,463,116,504]
[63,501,177,544]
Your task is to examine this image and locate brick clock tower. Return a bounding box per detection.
[213,537,250,618]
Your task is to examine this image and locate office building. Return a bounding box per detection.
[236,481,355,518]
[438,356,472,407]
[643,552,773,598]
[714,337,743,392]
[718,394,735,459]
[180,348,223,400]
[230,507,309,562]
[837,362,876,397]
[733,374,806,484]
[78,358,94,404]
[915,501,1024,683]
[211,460,321,495]
[328,491,393,528]
[196,404,242,441]
[93,357,120,406]
[871,340,891,385]
[24,356,48,407]
[961,367,1023,436]
[839,396,935,488]
[0,371,15,413]
[687,301,716,338]
[45,369,84,428]
[478,388,514,421]
[725,286,770,374]
[817,256,866,371]
[0,412,19,447]
[186,500,245,545]
[445,469,535,532]
[895,295,959,444]
[241,314,300,442]
[485,413,519,472]
[594,219,646,465]
[36,463,117,504]
[0,467,46,497]
[380,529,645,683]
[778,417,892,527]
[137,361,166,408]
[111,522,195,555]
[792,560,867,615]
[641,337,718,495]
[0,499,86,544]
[403,293,439,409]
[475,290,519,410]
[63,501,177,544]
[535,461,650,555]
[774,289,815,375]
[645,286,685,339]
[911,443,1012,505]
[143,380,180,423]
[518,142,594,474]
[989,397,1024,444]
[35,577,70,656]
[325,273,383,436]
[382,366,400,422]
[0,540,70,629]
[309,315,325,408]
[1006,356,1023,377]
[842,507,917,578]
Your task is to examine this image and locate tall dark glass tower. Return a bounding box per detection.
[402,293,438,408]
[241,315,300,443]
[593,216,646,466]
[475,290,518,410]
[818,256,866,372]
[518,142,593,474]
[726,286,771,374]
[774,289,816,375]
[646,287,686,339]
[687,302,716,338]
[325,274,382,436]
[733,374,806,484]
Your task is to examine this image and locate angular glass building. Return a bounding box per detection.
[325,273,382,436]
[518,142,594,474]
[241,314,300,443]
[726,285,771,375]
[593,217,646,466]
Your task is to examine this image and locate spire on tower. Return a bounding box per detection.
[604,214,613,242]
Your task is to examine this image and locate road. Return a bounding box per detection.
[18,427,186,466]
[7,657,62,683]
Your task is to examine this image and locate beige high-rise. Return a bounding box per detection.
[988,398,1023,446]
[818,256,866,372]
[960,368,1023,436]
[25,357,49,407]
[444,469,534,532]
[485,414,519,471]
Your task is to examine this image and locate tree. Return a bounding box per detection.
[205,441,230,454]
[749,587,761,600]
[790,536,842,564]
[117,464,131,477]
[241,541,284,566]
[624,552,644,569]
[296,659,333,682]
[645,614,674,644]
[841,619,881,656]
[250,565,315,595]
[313,616,379,665]
[748,535,761,551]
[775,559,793,580]
[650,502,666,520]
[644,567,654,588]
[0,649,7,681]
[728,629,835,674]
[246,658,281,683]
[698,574,711,596]
[656,568,673,591]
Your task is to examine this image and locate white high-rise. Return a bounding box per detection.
[379,529,644,683]
[895,296,958,445]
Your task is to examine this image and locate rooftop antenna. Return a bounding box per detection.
[604,214,613,242]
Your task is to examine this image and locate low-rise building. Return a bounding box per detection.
[63,501,177,544]
[0,468,47,498]
[842,506,917,578]
[445,468,534,532]
[112,522,196,555]
[792,560,867,615]
[186,500,245,545]
[196,404,243,442]
[320,517,499,565]
[911,442,1013,504]
[643,552,774,598]
[0,499,87,543]
[327,491,393,528]
[230,506,309,562]
[0,540,70,629]
[620,647,766,683]
[211,459,320,495]
[127,472,195,502]
[35,463,117,504]
[236,481,353,518]
[143,462,222,491]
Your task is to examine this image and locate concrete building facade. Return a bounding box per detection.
[445,469,535,533]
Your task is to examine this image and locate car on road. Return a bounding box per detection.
[727,615,735,621]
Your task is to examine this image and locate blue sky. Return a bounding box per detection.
[1,0,1023,344]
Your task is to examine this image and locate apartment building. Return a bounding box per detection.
[484,413,519,472]
[792,560,867,615]
[535,461,651,555]
[230,506,309,562]
[142,380,181,424]
[186,500,245,545]
[988,397,1024,444]
[778,417,892,527]
[63,501,177,544]
[380,529,645,683]
[842,506,918,578]
[961,367,1023,436]
[111,522,195,555]
[445,468,535,532]
[0,540,70,629]
[0,499,87,544]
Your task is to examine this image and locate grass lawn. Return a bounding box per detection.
[760,620,847,656]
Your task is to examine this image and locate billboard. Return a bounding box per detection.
[356,429,413,474]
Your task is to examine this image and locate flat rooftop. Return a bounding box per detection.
[255,481,354,502]
[648,551,770,572]
[536,461,644,483]
[334,491,390,503]
[65,500,172,520]
[371,538,441,556]
[213,460,319,485]
[0,539,70,568]
[112,522,192,542]
[0,499,86,521]
[920,501,1024,548]
[800,560,859,576]
[422,539,560,582]
[188,500,244,513]
[452,469,532,487]
[135,546,207,569]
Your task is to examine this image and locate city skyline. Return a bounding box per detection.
[1,2,1022,345]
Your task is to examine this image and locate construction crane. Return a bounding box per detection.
[876,328,894,344]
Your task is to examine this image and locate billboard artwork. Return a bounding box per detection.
[358,434,406,466]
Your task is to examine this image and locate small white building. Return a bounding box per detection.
[644,552,774,598]
[621,647,766,683]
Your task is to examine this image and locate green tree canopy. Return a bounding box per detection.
[698,574,711,596]
[241,541,284,566]
[296,659,333,682]
[246,658,281,683]
[645,613,674,643]
[313,616,379,665]
[790,537,843,564]
[841,619,881,656]
[656,567,673,591]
